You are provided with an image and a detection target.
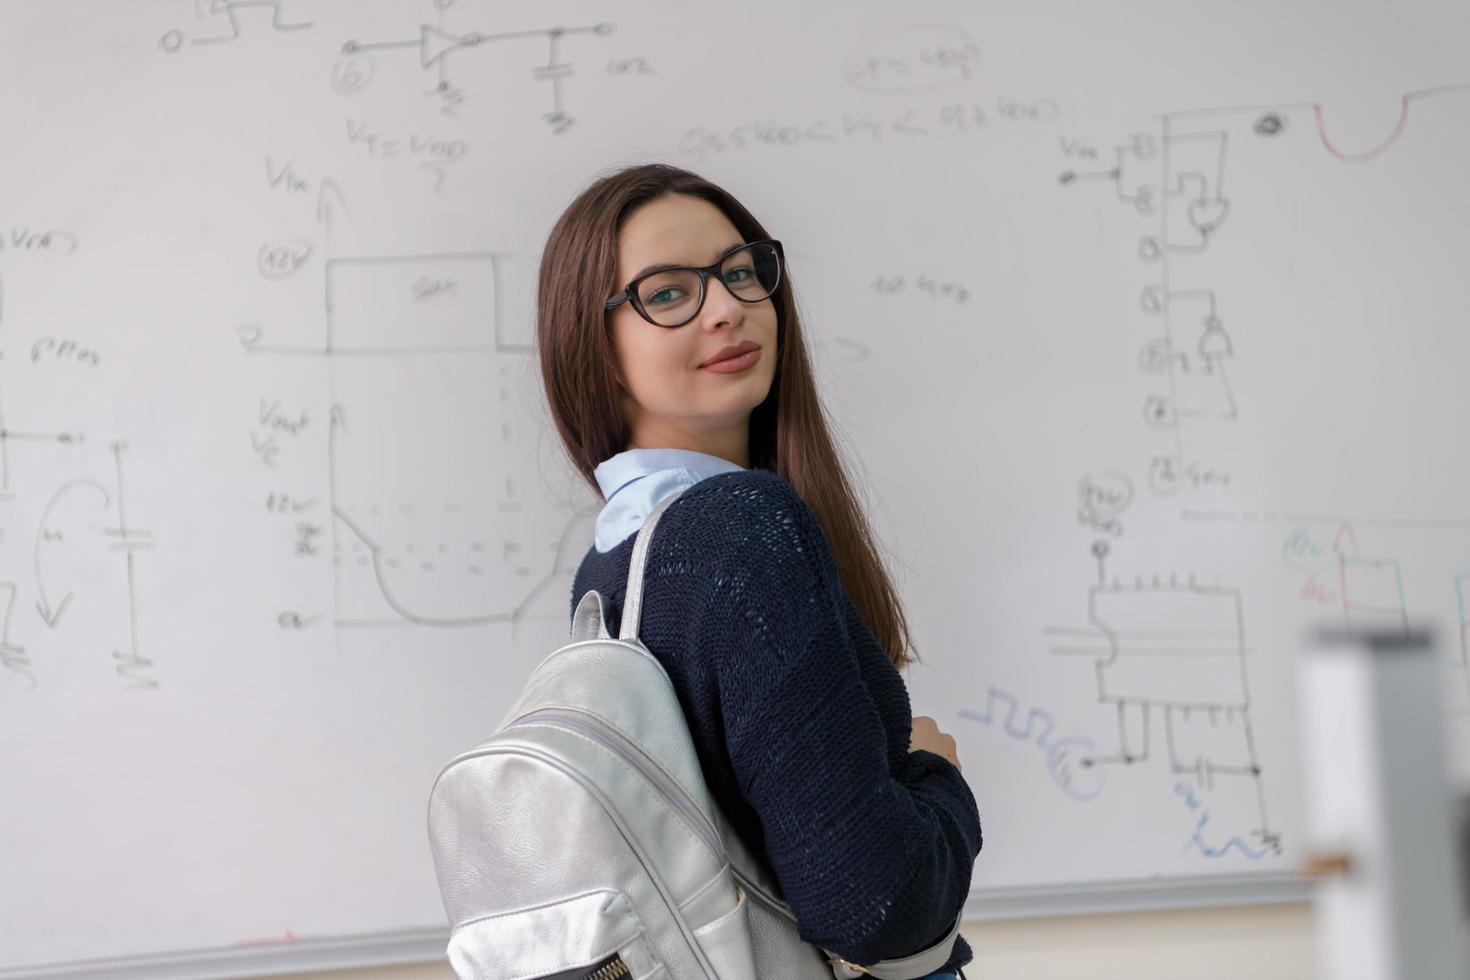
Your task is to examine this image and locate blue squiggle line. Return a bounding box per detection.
[959,687,1058,751]
[1173,782,1268,860]
[960,687,1104,802]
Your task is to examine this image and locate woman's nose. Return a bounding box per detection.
[702,273,746,324]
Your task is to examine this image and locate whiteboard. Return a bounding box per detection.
[2,0,1468,975]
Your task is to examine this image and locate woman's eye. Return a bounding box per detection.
[723,266,753,282]
[646,286,684,305]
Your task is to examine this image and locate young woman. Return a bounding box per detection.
[537,162,981,979]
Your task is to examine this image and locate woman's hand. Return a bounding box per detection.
[909,715,962,773]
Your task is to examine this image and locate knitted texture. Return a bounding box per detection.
[570,468,981,971]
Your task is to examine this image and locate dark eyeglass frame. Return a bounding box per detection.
[604,239,784,328]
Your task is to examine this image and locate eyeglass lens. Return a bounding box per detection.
[635,242,780,326]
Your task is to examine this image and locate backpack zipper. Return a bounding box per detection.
[531,951,631,979]
[503,706,726,861]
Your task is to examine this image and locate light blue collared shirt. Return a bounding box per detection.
[591,448,747,553]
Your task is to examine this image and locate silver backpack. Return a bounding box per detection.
[426,488,962,979]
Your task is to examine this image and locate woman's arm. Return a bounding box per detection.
[710,473,982,965]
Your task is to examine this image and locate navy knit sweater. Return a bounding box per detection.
[569,467,981,972]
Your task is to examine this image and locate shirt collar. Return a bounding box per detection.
[593,448,745,500]
[591,448,747,553]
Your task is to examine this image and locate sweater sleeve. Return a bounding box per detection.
[708,474,982,964]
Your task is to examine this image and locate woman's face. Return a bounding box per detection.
[608,193,778,460]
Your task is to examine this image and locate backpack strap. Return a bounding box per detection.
[619,488,687,643]
[569,589,613,643]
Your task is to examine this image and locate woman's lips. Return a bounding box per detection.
[699,347,762,373]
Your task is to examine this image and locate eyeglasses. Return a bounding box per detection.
[605,239,783,327]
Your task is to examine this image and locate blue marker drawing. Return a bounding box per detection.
[959,687,1105,801]
[1173,781,1268,860]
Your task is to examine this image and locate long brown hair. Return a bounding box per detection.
[536,162,920,671]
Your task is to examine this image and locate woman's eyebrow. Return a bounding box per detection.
[631,242,744,280]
